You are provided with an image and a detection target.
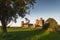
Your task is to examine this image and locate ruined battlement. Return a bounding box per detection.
[21,17,44,28]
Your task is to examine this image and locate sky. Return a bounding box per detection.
[1,0,60,27]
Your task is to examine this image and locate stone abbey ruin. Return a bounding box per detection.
[21,18,44,28]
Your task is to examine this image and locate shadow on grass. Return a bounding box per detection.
[0,29,46,40]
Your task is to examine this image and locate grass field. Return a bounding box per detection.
[0,27,60,40]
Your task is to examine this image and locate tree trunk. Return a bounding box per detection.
[1,17,7,37]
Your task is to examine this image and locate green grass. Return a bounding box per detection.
[0,27,60,40]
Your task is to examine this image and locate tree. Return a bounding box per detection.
[46,18,58,31]
[0,0,36,36]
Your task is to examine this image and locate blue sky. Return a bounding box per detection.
[4,0,60,27]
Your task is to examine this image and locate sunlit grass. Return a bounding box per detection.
[0,27,60,40]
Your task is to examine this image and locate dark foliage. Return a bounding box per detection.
[0,0,36,37]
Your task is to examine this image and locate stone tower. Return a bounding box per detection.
[21,21,24,27]
[39,18,44,26]
[35,18,44,28]
[36,19,39,25]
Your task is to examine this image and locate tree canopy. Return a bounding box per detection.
[0,0,36,37]
[0,0,36,24]
[46,18,58,29]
